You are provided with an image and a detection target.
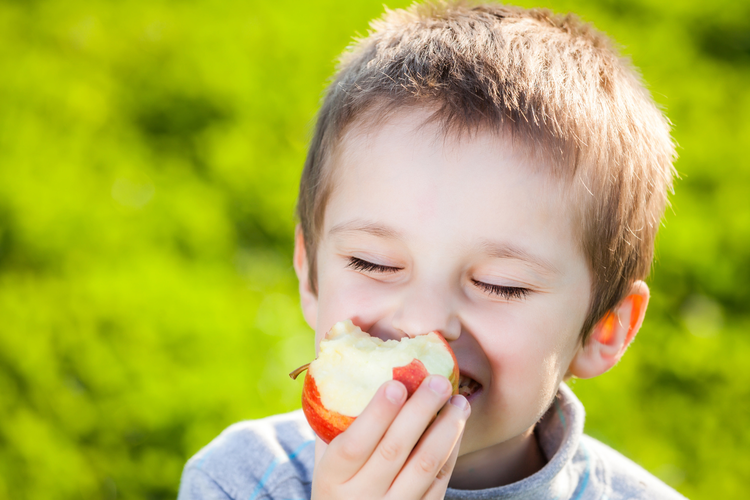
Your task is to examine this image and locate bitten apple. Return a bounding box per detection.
[289,320,459,444]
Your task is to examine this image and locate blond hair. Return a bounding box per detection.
[297,1,676,341]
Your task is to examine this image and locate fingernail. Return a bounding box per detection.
[385,382,405,404]
[450,394,469,411]
[428,376,450,395]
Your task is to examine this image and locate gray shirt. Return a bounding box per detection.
[178,384,687,499]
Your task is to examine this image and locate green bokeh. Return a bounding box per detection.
[0,0,748,498]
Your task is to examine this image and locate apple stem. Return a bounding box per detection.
[289,363,311,380]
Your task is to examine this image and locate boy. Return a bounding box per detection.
[179,2,685,499]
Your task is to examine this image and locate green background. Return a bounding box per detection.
[1,0,748,498]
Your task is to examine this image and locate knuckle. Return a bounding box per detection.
[415,452,441,475]
[336,440,362,462]
[435,462,452,480]
[378,439,403,462]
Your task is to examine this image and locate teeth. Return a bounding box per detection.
[458,374,481,398]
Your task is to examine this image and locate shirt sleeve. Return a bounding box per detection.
[177,411,316,500]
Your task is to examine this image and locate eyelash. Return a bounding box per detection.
[347,257,401,274]
[471,280,530,301]
[348,257,530,300]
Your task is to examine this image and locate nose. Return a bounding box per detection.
[391,281,461,341]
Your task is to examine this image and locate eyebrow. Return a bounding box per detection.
[328,220,402,239]
[329,220,560,275]
[479,239,561,276]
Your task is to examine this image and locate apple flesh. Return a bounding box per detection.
[290,320,459,444]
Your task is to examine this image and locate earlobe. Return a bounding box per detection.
[568,281,650,379]
[293,226,318,329]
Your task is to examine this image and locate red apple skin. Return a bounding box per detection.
[301,330,460,444]
[431,331,461,395]
[392,358,429,397]
[302,372,355,444]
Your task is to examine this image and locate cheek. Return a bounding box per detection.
[314,264,395,337]
[477,300,583,402]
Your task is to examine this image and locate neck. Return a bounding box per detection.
[448,426,546,490]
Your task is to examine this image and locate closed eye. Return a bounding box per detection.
[347,257,402,274]
[472,279,530,300]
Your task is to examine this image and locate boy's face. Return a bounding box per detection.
[297,109,592,458]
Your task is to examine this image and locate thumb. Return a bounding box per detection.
[314,437,329,466]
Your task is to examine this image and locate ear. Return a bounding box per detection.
[568,280,650,379]
[293,225,318,330]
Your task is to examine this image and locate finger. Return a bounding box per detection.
[419,396,468,500]
[316,380,407,484]
[391,394,470,500]
[422,427,462,500]
[358,375,453,495]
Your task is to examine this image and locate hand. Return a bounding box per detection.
[311,375,471,500]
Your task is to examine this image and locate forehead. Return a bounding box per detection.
[330,105,573,198]
[323,108,585,268]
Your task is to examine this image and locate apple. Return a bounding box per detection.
[289,320,459,444]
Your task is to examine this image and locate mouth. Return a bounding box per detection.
[458,373,482,402]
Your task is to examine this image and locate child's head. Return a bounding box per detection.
[297,1,676,341]
[292,0,676,467]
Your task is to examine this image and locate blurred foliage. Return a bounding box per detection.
[0,0,748,498]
